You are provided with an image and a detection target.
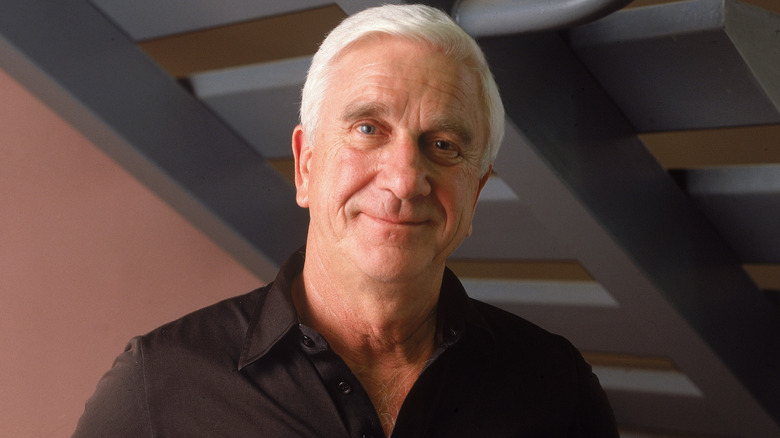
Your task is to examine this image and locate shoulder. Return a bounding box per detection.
[73,286,274,436]
[469,298,574,349]
[466,298,587,377]
[136,285,268,361]
[463,299,618,435]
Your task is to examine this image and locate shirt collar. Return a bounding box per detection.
[238,248,305,370]
[438,265,494,342]
[238,248,493,370]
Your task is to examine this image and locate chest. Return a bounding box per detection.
[143,331,581,437]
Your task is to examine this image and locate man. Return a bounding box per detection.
[74,4,617,437]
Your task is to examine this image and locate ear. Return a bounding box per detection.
[467,163,493,237]
[292,125,312,208]
[474,163,493,207]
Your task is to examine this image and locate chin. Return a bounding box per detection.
[353,245,437,283]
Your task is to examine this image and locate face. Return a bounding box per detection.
[293,37,491,283]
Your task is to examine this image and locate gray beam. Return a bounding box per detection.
[336,0,402,15]
[189,57,310,159]
[567,0,780,132]
[478,29,780,435]
[0,0,308,281]
[453,0,631,36]
[463,279,619,308]
[453,199,569,260]
[672,165,780,263]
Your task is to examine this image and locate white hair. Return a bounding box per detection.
[299,4,505,175]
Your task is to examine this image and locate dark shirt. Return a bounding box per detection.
[73,249,618,437]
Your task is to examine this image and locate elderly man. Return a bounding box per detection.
[74,4,617,437]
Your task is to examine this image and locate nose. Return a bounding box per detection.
[377,134,432,200]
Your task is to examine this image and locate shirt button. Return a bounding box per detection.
[301,335,314,348]
[338,381,352,395]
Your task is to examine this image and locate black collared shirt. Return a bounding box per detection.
[73,249,618,437]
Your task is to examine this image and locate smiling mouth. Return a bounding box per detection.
[364,213,429,227]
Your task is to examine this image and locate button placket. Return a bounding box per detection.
[297,324,383,438]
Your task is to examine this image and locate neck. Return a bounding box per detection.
[293,246,444,437]
[295,241,444,353]
[293,259,441,363]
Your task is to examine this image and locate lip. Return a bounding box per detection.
[362,213,429,227]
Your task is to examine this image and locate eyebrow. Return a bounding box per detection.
[340,101,391,123]
[428,118,474,146]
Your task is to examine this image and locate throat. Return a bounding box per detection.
[352,363,423,437]
[338,322,437,437]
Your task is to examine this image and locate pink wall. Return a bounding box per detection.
[0,69,263,436]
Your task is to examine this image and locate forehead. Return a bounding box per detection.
[326,37,482,125]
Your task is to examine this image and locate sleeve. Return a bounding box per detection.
[571,347,620,438]
[72,337,153,437]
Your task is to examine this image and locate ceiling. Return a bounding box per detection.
[1,0,779,436]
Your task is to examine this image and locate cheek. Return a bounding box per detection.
[312,147,377,210]
[442,179,481,223]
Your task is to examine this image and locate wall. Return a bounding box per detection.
[0,69,262,436]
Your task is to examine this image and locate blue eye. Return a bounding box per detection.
[358,124,376,135]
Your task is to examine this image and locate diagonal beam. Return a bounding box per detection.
[453,0,632,36]
[0,0,308,281]
[671,164,780,263]
[454,200,569,260]
[478,30,780,435]
[567,0,780,131]
[188,57,311,159]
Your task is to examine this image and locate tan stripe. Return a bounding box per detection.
[138,5,346,78]
[640,125,780,169]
